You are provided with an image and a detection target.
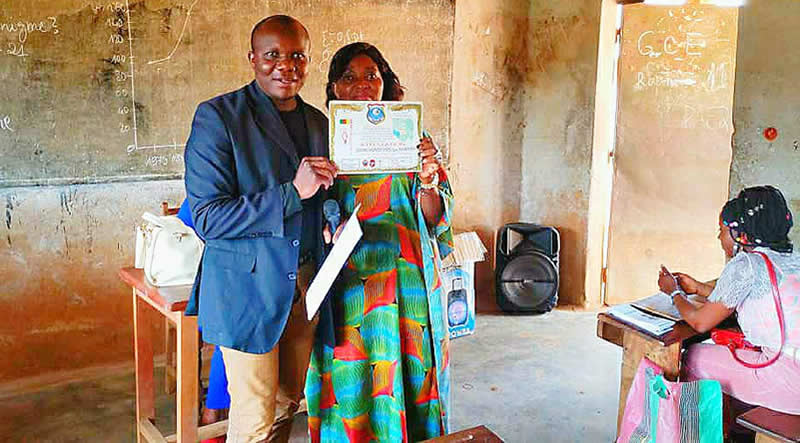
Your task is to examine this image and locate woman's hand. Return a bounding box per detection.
[418,137,441,184]
[416,136,444,227]
[674,272,701,295]
[658,266,678,294]
[675,273,717,298]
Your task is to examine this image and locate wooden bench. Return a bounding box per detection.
[737,407,800,443]
[422,425,503,442]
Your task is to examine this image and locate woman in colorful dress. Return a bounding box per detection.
[304,42,454,442]
[658,185,800,415]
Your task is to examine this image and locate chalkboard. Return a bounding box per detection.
[0,0,454,187]
[605,1,737,304]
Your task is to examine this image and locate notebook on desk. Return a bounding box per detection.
[631,292,706,322]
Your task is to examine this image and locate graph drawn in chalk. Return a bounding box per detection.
[124,0,139,153]
[124,0,191,155]
[147,0,201,66]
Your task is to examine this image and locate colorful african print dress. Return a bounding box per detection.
[305,170,454,443]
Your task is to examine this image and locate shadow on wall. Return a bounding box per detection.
[473,227,501,314]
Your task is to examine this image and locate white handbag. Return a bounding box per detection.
[135,212,204,287]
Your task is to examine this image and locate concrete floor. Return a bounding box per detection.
[0,310,621,442]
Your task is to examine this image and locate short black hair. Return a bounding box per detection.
[250,15,309,51]
[325,42,404,107]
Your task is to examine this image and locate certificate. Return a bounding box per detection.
[329,101,423,174]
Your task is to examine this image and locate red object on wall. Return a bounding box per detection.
[764,127,778,141]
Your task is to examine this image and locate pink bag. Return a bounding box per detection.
[617,358,723,443]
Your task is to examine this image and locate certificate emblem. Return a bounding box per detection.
[366,104,386,125]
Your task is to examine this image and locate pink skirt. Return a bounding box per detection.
[683,343,800,414]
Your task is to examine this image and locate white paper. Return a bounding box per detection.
[607,304,675,336]
[632,292,706,322]
[306,204,363,321]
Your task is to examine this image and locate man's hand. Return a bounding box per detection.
[322,223,345,244]
[293,157,338,199]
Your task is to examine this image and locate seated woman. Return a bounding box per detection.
[304,43,454,442]
[658,185,800,414]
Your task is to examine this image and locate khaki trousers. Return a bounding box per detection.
[220,262,318,443]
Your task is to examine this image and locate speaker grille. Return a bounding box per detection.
[495,223,560,313]
[499,249,558,311]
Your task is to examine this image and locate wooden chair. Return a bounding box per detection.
[737,407,800,443]
[161,201,180,217]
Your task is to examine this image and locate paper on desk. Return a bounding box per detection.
[632,292,706,322]
[607,304,675,336]
[306,204,363,321]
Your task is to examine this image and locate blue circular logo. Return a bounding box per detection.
[366,105,386,125]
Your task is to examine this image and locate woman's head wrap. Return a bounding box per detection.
[720,185,793,253]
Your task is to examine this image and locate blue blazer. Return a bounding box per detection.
[184,81,333,353]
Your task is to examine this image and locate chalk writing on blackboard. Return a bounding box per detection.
[634,66,696,91]
[147,0,201,65]
[118,0,187,162]
[0,115,13,132]
[634,61,730,93]
[1,17,60,58]
[0,0,453,185]
[101,2,137,157]
[0,17,60,41]
[144,153,183,168]
[318,29,366,73]
[92,3,129,14]
[637,30,706,59]
[655,100,731,130]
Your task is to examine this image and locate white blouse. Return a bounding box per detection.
[708,248,800,350]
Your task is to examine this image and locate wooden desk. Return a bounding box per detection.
[422,425,504,442]
[119,267,227,443]
[596,312,701,434]
[737,407,800,443]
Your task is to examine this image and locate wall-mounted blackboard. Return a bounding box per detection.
[0,0,454,187]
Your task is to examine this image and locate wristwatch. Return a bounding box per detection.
[670,289,684,303]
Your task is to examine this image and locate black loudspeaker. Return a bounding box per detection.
[495,223,560,313]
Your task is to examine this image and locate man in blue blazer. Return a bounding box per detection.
[184,15,337,442]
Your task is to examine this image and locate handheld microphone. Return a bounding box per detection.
[323,199,341,234]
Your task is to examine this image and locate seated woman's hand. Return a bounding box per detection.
[674,272,701,295]
[658,267,678,294]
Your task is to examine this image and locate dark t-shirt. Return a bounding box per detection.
[279,107,314,256]
[279,106,309,159]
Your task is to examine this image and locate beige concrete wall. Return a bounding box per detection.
[450,0,601,309]
[0,181,183,385]
[731,0,800,248]
[519,1,601,307]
